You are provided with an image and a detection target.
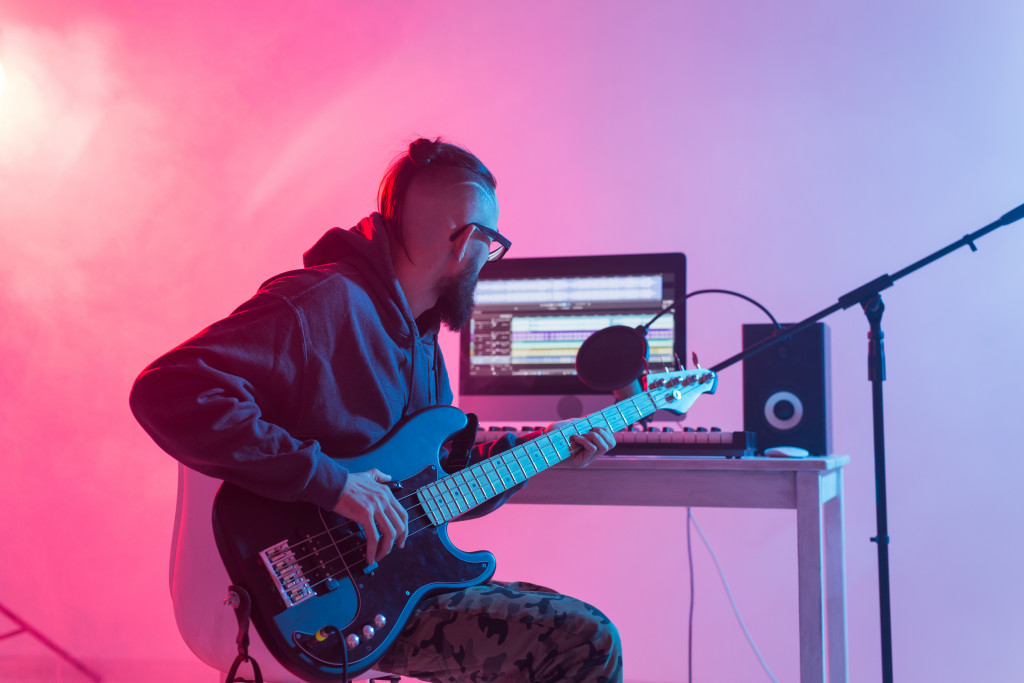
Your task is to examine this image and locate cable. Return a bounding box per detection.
[687,509,782,683]
[643,288,783,332]
[687,507,695,683]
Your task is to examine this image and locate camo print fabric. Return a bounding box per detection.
[374,580,622,683]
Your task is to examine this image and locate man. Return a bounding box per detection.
[130,138,623,682]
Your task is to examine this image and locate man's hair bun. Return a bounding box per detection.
[409,138,439,165]
[378,136,497,257]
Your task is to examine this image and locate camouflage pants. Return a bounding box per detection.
[374,581,622,683]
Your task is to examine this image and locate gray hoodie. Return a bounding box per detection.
[130,214,517,515]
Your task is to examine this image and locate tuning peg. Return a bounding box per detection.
[691,352,702,370]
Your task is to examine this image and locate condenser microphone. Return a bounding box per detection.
[574,325,650,392]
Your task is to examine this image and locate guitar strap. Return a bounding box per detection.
[225,584,264,683]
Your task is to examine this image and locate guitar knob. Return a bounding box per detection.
[362,625,375,639]
[374,614,387,628]
[345,633,360,650]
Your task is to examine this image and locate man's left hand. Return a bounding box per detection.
[544,421,616,468]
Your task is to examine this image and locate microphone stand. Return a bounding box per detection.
[705,202,1023,683]
[0,600,103,682]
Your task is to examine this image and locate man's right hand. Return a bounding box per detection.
[332,468,409,566]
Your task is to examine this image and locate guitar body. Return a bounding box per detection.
[212,405,496,682]
[203,367,716,682]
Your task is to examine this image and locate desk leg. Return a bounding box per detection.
[796,471,826,683]
[824,469,849,683]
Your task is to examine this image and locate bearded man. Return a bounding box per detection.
[130,138,622,683]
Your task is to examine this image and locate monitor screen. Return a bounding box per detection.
[458,252,686,423]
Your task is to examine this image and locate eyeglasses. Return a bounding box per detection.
[449,223,511,262]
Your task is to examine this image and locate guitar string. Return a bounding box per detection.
[288,434,590,577]
[283,383,707,596]
[281,396,672,579]
[295,395,679,588]
[267,380,708,608]
[284,431,601,585]
[281,416,602,560]
[296,440,592,596]
[279,385,694,587]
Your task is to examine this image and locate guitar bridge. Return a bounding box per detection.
[260,540,315,607]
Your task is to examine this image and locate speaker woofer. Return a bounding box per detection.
[742,323,832,455]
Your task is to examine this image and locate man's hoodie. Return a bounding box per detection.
[130,215,517,514]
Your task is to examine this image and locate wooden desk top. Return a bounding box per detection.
[508,455,850,509]
[546,454,850,471]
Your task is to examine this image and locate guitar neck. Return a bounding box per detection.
[415,391,658,525]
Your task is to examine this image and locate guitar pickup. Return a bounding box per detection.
[260,540,315,607]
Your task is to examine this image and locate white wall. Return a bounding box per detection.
[1,1,1022,681]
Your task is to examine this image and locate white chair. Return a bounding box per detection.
[170,464,396,683]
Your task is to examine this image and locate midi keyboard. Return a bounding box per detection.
[475,426,756,459]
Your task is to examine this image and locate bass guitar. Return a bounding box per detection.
[211,367,717,681]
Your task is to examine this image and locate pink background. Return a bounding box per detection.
[2,1,1022,681]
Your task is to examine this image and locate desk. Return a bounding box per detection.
[508,455,849,683]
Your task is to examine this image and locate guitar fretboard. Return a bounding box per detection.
[415,388,663,525]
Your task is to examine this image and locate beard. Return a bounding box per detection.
[434,264,479,331]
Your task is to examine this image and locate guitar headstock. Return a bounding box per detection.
[644,368,717,415]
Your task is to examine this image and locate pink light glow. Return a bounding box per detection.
[1,2,1022,682]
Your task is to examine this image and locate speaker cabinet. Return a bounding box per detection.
[742,323,832,455]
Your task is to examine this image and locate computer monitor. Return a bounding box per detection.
[458,252,686,423]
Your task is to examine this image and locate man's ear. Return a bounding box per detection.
[451,226,474,263]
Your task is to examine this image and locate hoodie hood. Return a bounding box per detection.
[301,211,442,344]
[303,213,390,268]
[301,213,427,340]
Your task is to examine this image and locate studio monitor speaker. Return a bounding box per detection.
[742,323,832,455]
